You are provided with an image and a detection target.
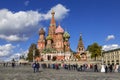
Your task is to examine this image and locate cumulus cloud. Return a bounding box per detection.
[42,4,70,20]
[102,44,120,51]
[0,43,28,61]
[0,44,15,57]
[106,35,115,41]
[0,34,28,42]
[9,50,28,60]
[0,9,41,42]
[0,4,69,42]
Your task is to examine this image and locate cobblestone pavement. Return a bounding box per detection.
[0,66,120,80]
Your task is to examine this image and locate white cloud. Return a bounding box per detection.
[102,44,120,51]
[22,50,28,58]
[0,43,28,61]
[0,44,15,57]
[0,9,41,42]
[10,53,21,59]
[0,34,28,42]
[9,50,28,61]
[24,1,30,6]
[106,35,115,41]
[0,4,69,42]
[42,4,70,20]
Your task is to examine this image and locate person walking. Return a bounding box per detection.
[105,65,108,73]
[32,61,37,73]
[109,64,113,72]
[36,61,40,72]
[94,64,98,72]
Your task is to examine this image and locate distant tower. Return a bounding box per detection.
[37,28,45,52]
[77,33,85,54]
[63,31,70,52]
[77,33,87,61]
[55,24,64,52]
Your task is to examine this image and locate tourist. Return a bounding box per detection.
[48,64,51,68]
[32,61,37,73]
[76,63,78,70]
[55,64,59,70]
[113,64,118,72]
[105,65,108,73]
[3,62,6,67]
[117,65,120,72]
[12,62,15,68]
[109,64,113,72]
[36,61,40,72]
[94,64,98,72]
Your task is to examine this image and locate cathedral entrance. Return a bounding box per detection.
[47,55,51,61]
[80,52,87,61]
[52,56,57,61]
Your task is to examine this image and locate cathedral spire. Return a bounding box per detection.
[79,33,82,41]
[50,10,56,27]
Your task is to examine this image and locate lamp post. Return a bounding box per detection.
[101,51,104,65]
[33,49,35,62]
[64,43,66,61]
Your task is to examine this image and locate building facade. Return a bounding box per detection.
[103,48,120,65]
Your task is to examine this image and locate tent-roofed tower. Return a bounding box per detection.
[76,33,87,61]
[48,10,56,48]
[77,33,85,53]
[48,10,56,39]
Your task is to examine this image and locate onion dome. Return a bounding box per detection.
[55,25,64,34]
[39,28,45,35]
[46,35,52,40]
[63,31,70,41]
[50,10,56,27]
[63,31,70,38]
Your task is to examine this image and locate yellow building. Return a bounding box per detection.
[103,48,120,65]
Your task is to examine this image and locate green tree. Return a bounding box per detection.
[26,43,40,62]
[42,48,56,54]
[34,49,40,57]
[87,42,102,61]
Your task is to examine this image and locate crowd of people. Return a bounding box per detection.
[2,61,120,73]
[31,62,120,73]
[104,64,120,73]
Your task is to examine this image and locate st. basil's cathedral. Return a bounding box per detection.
[37,10,87,61]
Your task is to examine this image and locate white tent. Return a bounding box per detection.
[18,59,28,63]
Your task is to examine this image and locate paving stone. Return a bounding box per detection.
[0,65,120,80]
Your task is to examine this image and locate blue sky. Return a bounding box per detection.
[0,0,120,61]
